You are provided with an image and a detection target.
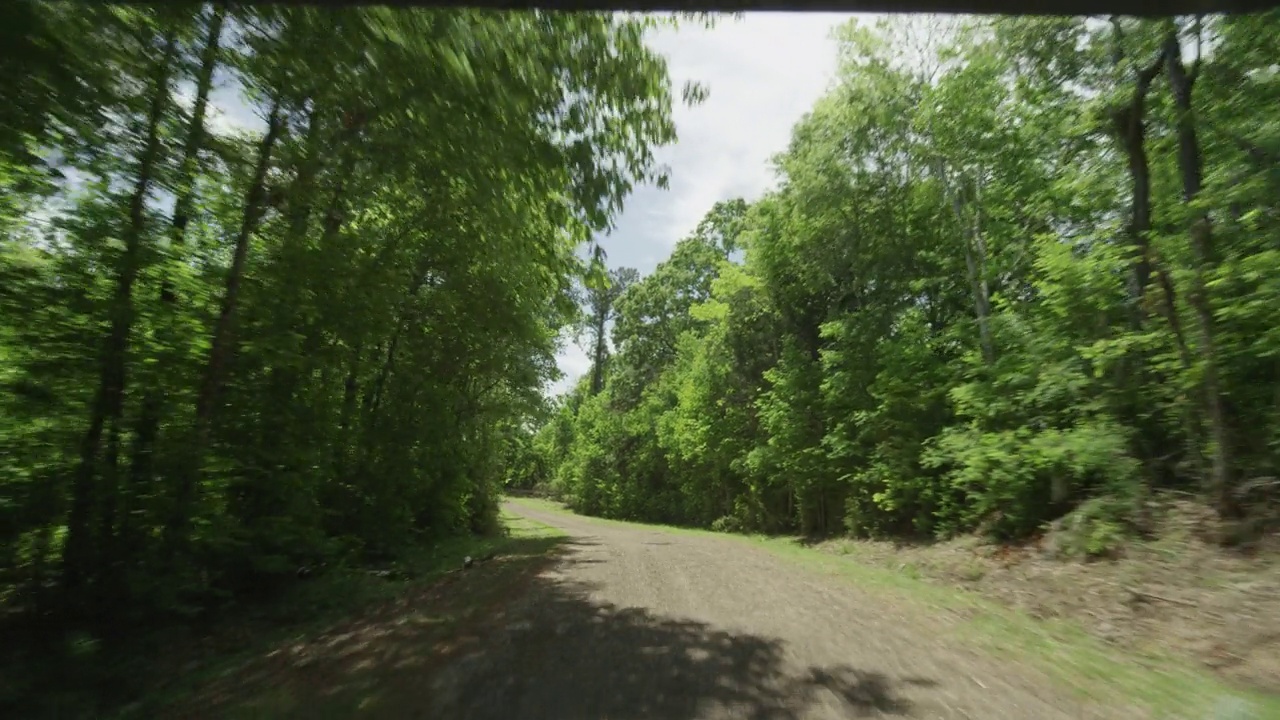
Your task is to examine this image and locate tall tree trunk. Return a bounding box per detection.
[286,162,353,389]
[1112,52,1162,326]
[1110,40,1203,486]
[969,182,994,365]
[591,307,608,395]
[323,341,365,535]
[284,106,324,247]
[262,123,356,420]
[365,263,432,426]
[257,106,325,455]
[585,268,636,396]
[1163,25,1237,518]
[167,101,284,550]
[63,29,178,595]
[1110,45,1193,367]
[125,5,224,553]
[169,7,225,250]
[948,180,994,366]
[336,345,362,442]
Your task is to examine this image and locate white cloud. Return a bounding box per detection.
[602,15,866,273]
[548,341,593,397]
[642,13,856,243]
[206,82,266,136]
[552,12,872,396]
[172,67,268,139]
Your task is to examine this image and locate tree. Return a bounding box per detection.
[582,265,639,396]
[537,12,1280,547]
[0,4,685,655]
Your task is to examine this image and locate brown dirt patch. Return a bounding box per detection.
[814,497,1280,694]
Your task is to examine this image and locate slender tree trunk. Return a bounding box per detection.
[167,101,284,550]
[1112,53,1162,326]
[264,126,356,419]
[284,106,323,247]
[326,343,364,534]
[1112,51,1193,368]
[970,183,994,363]
[125,6,224,550]
[291,167,352,381]
[336,344,362,442]
[928,152,995,366]
[99,420,122,551]
[1163,26,1237,518]
[258,106,326,446]
[367,331,402,427]
[170,8,225,249]
[329,219,417,485]
[366,264,432,425]
[63,30,178,594]
[1109,41,1203,487]
[591,308,608,395]
[949,184,994,365]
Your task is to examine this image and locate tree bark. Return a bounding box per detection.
[1108,35,1203,486]
[1163,25,1238,518]
[591,306,608,394]
[1112,53,1162,324]
[126,6,224,547]
[63,29,178,594]
[167,100,285,550]
[948,180,994,366]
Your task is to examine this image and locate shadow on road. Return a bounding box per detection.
[432,539,924,720]
[165,534,929,719]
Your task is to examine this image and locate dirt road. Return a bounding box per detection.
[427,500,1138,720]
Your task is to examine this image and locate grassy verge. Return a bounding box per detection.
[61,510,566,719]
[750,535,1280,720]
[505,497,1280,720]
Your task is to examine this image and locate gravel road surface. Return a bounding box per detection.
[426,500,1138,720]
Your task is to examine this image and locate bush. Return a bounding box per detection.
[710,515,743,534]
[925,420,1140,540]
[1045,495,1136,560]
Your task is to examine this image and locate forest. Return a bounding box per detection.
[0,0,685,677]
[2,0,1279,714]
[519,12,1280,550]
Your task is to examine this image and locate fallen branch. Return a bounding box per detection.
[1125,586,1198,608]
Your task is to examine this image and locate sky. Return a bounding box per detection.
[549,12,868,395]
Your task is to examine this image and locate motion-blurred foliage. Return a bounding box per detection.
[0,2,686,713]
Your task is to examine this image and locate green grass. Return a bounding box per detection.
[504,496,1280,720]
